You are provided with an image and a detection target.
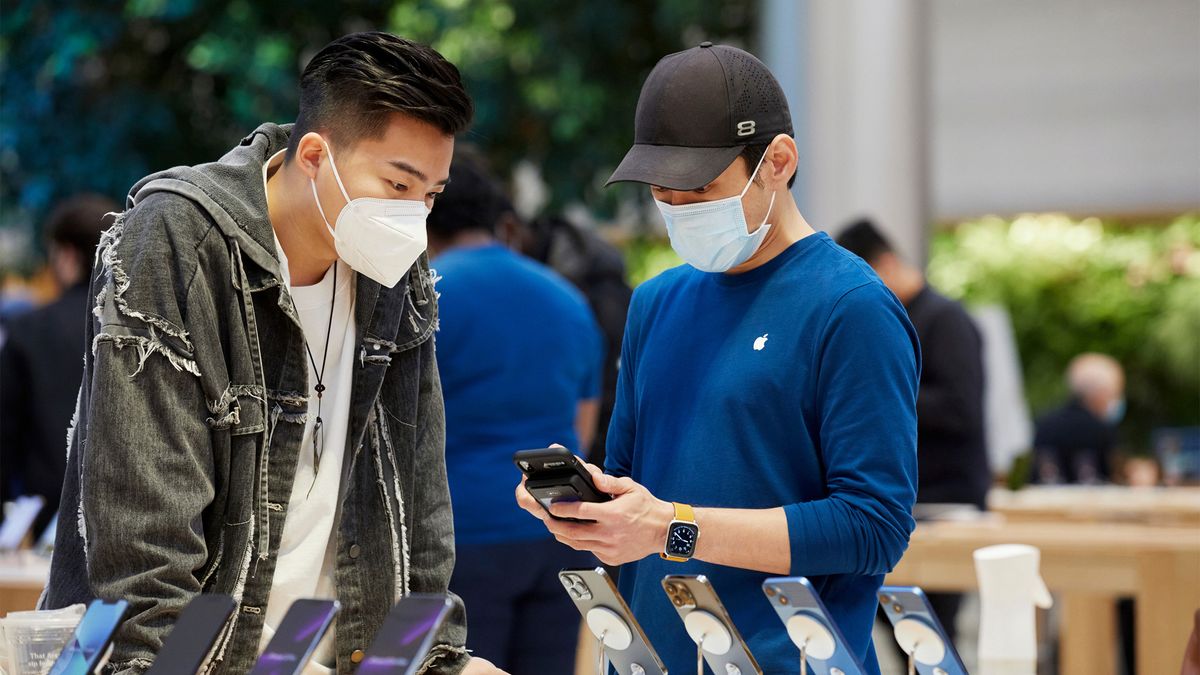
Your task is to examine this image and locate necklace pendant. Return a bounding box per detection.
[315,383,326,394]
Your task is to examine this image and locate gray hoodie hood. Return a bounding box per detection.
[127,122,291,284]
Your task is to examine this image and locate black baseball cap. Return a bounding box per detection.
[607,42,793,191]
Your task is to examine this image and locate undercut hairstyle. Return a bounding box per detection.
[740,143,797,189]
[287,32,473,158]
[836,218,895,264]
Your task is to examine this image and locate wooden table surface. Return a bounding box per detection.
[0,553,49,616]
[989,486,1200,526]
[888,517,1200,675]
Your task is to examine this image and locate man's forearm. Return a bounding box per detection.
[692,506,790,575]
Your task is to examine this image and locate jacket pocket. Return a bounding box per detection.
[205,383,266,436]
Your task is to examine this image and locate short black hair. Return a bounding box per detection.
[740,143,797,189]
[836,217,895,264]
[287,32,473,158]
[44,193,119,277]
[426,147,512,240]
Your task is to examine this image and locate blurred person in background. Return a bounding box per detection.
[498,213,631,468]
[1,194,117,534]
[1033,352,1135,675]
[837,217,989,643]
[427,148,604,674]
[1033,352,1125,485]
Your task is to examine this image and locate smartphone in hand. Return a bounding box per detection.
[514,447,611,522]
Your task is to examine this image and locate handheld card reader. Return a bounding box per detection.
[514,447,612,523]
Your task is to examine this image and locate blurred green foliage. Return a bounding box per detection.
[0,0,755,255]
[928,213,1200,450]
[623,235,683,287]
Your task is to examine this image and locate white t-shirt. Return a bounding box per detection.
[260,151,357,672]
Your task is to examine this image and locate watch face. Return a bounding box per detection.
[666,522,699,558]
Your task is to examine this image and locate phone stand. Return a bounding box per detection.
[785,613,836,659]
[683,610,732,655]
[893,617,946,671]
[586,607,633,650]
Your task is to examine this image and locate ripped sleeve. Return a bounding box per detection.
[77,237,214,665]
[80,330,215,665]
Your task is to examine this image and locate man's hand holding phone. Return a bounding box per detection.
[514,446,675,566]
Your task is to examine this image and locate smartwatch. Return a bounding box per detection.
[660,502,699,562]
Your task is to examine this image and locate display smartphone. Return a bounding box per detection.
[513,447,611,522]
[876,586,968,675]
[761,577,865,675]
[0,494,45,551]
[48,599,129,675]
[147,594,238,675]
[249,599,340,675]
[357,594,454,674]
[36,513,59,555]
[558,567,668,675]
[661,575,762,675]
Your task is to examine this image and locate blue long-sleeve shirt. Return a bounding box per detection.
[606,232,919,674]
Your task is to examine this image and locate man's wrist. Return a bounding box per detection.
[651,499,674,555]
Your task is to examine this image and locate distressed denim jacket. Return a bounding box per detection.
[41,123,470,675]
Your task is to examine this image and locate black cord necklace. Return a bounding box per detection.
[304,263,337,479]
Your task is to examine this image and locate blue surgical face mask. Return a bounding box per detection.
[1105,397,1126,424]
[654,151,776,273]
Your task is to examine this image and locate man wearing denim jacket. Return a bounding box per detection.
[41,32,503,675]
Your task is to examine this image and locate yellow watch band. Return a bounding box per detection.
[673,502,695,523]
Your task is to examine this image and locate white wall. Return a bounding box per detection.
[765,0,929,264]
[929,0,1200,219]
[761,0,1200,258]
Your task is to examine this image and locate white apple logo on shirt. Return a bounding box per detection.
[753,334,769,351]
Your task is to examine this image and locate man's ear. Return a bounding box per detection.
[764,134,798,190]
[495,213,523,251]
[293,132,328,180]
[873,251,901,276]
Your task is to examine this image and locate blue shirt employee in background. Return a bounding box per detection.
[429,148,604,674]
[516,43,920,674]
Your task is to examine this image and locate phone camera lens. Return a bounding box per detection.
[764,586,777,597]
[880,594,892,604]
[893,603,903,614]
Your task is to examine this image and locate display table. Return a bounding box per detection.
[989,485,1200,526]
[0,554,49,615]
[887,518,1200,675]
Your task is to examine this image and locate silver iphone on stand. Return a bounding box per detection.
[661,575,762,675]
[559,567,668,675]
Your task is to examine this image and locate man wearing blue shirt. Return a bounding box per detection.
[430,150,604,674]
[517,43,920,674]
